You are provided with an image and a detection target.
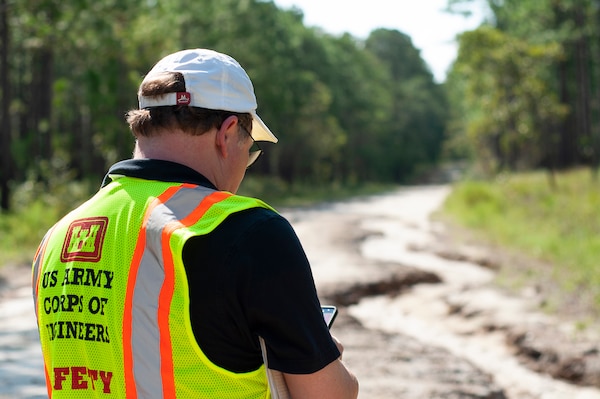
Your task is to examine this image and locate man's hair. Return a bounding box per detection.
[126,72,253,137]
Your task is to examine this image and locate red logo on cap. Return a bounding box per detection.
[176,92,191,105]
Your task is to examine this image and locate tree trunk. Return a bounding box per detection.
[591,2,600,175]
[574,6,591,165]
[0,0,12,211]
[30,47,54,176]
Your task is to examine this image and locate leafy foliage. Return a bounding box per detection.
[446,0,600,175]
[0,0,447,212]
[366,29,448,180]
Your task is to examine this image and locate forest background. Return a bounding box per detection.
[1,0,600,309]
[2,0,599,205]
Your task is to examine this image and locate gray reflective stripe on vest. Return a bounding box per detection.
[130,184,215,398]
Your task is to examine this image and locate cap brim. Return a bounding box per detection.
[251,112,278,143]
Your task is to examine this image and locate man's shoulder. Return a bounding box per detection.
[222,205,287,233]
[182,206,296,266]
[188,205,294,251]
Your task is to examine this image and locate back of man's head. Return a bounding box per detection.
[126,49,277,143]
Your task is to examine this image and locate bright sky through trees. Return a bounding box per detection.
[272,0,485,82]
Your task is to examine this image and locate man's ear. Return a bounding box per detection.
[215,115,239,158]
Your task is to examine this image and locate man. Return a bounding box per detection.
[31,48,358,398]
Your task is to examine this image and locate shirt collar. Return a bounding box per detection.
[101,159,217,190]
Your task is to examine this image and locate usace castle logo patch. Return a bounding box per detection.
[60,217,109,263]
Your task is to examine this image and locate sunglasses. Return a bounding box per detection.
[241,125,263,168]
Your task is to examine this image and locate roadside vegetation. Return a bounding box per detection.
[441,168,600,319]
[0,176,96,266]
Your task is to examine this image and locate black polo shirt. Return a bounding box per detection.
[103,159,340,374]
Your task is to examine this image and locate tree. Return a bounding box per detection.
[488,0,599,169]
[448,26,566,173]
[446,0,600,176]
[0,0,12,210]
[366,29,448,180]
[2,0,451,201]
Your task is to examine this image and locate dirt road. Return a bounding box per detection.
[2,184,600,398]
[283,185,600,399]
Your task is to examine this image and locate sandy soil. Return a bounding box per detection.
[283,185,600,399]
[2,184,600,398]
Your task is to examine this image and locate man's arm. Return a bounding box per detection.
[283,359,358,398]
[283,336,358,399]
[236,210,358,397]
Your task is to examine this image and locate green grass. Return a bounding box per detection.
[0,200,62,265]
[441,168,600,313]
[0,178,96,267]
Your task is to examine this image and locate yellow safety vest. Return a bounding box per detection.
[32,176,273,398]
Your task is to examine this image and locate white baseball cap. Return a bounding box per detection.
[138,49,278,143]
